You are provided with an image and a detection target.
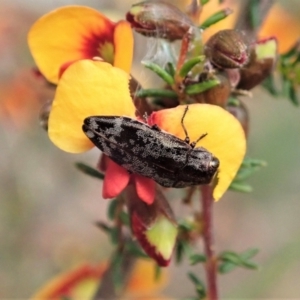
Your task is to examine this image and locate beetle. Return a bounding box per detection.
[82,106,219,188]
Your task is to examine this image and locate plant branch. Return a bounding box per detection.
[201,185,218,300]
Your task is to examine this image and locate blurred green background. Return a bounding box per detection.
[0,0,300,298]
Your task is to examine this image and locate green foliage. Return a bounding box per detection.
[187,272,206,299]
[200,9,232,30]
[218,248,259,274]
[136,88,178,99]
[185,79,220,95]
[201,0,210,5]
[264,42,300,105]
[142,61,175,85]
[107,199,118,220]
[75,162,104,180]
[165,62,176,77]
[189,253,207,265]
[179,56,205,78]
[229,157,267,193]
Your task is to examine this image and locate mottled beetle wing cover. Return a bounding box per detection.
[82,116,218,187]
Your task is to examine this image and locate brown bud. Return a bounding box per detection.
[193,72,231,107]
[126,1,194,41]
[205,29,250,69]
[237,37,278,90]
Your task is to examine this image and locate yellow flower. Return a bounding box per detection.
[31,260,168,300]
[48,60,246,200]
[28,5,133,83]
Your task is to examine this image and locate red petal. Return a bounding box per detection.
[134,174,156,204]
[102,159,130,199]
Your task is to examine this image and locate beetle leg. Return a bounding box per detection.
[151,124,161,131]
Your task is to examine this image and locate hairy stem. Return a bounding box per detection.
[201,185,218,300]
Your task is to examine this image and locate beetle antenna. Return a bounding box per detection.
[181,106,190,144]
[190,133,207,148]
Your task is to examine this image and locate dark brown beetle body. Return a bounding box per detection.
[82,114,219,188]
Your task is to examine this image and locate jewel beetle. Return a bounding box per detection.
[82,106,219,188]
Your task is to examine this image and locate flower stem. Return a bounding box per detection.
[201,185,218,300]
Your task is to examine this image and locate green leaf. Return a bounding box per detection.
[142,61,175,85]
[282,78,299,106]
[155,264,162,281]
[136,88,178,99]
[200,8,233,30]
[126,240,148,258]
[187,272,206,298]
[201,0,210,4]
[262,75,278,96]
[218,249,259,273]
[281,42,300,59]
[240,248,259,260]
[229,182,253,193]
[119,212,130,226]
[165,62,176,77]
[178,220,194,231]
[179,56,205,78]
[218,262,237,274]
[111,253,123,291]
[75,162,104,180]
[190,253,207,265]
[107,199,118,220]
[110,227,119,245]
[249,0,260,29]
[95,221,112,234]
[175,240,185,263]
[175,239,192,263]
[185,79,220,95]
[220,251,241,264]
[230,157,267,193]
[241,261,259,270]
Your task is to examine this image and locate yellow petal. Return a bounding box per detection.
[28,6,116,83]
[126,260,168,296]
[258,3,300,53]
[151,104,246,201]
[113,21,134,73]
[48,60,136,153]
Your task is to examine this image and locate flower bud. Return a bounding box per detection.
[124,185,177,267]
[126,1,194,41]
[204,29,250,69]
[193,72,231,107]
[237,37,277,90]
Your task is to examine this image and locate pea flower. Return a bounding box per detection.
[47,59,246,202]
[31,260,168,300]
[28,5,133,82]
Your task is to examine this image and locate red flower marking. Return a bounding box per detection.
[80,25,115,59]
